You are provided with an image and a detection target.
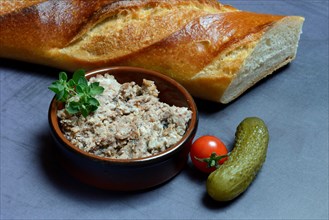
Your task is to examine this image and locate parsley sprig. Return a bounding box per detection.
[48,69,104,117]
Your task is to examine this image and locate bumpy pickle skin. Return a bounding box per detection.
[206,117,269,201]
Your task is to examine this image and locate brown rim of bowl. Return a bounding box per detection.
[48,66,198,165]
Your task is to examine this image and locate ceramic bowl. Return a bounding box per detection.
[48,66,198,191]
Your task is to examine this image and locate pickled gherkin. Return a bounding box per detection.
[206,117,269,201]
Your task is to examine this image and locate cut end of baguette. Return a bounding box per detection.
[219,16,304,103]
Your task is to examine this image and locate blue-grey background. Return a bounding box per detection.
[1,0,328,219]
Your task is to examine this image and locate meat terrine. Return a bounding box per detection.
[57,74,192,159]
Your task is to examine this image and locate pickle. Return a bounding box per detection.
[206,117,269,201]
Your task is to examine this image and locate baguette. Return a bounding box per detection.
[0,0,304,103]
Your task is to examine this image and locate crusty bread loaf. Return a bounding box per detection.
[0,0,304,103]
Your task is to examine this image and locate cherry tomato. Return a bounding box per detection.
[190,135,228,173]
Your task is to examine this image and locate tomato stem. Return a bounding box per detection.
[195,152,228,169]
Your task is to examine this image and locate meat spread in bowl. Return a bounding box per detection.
[57,74,192,159]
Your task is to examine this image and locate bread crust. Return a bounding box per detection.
[0,0,304,103]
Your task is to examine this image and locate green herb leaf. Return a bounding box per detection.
[48,82,63,94]
[89,105,98,112]
[76,84,86,95]
[80,94,88,103]
[66,101,80,115]
[72,69,85,84]
[78,77,88,86]
[67,79,76,87]
[49,69,105,117]
[80,105,89,117]
[87,97,100,106]
[59,72,68,81]
[56,90,64,101]
[90,82,105,95]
